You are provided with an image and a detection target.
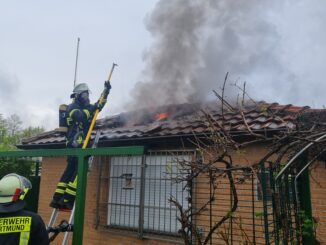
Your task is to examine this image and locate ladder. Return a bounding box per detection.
[48,130,101,244]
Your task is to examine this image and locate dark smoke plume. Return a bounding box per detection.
[127,0,208,110]
[127,0,320,110]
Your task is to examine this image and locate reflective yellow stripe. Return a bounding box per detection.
[55,189,65,194]
[72,176,78,186]
[67,109,78,126]
[68,180,77,189]
[83,109,91,119]
[19,188,29,201]
[77,135,83,144]
[66,117,73,126]
[20,230,30,245]
[65,189,76,196]
[67,117,72,125]
[0,217,31,241]
[67,185,76,191]
[57,182,67,187]
[69,109,78,118]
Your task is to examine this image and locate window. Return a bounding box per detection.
[107,151,192,235]
[108,156,142,229]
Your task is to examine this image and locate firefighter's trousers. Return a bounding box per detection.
[52,156,78,204]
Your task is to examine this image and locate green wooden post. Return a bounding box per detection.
[72,154,88,245]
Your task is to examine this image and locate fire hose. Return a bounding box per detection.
[47,220,73,242]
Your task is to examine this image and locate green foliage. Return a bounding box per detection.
[254,211,264,217]
[298,210,317,238]
[0,114,44,149]
[272,162,286,178]
[226,210,234,218]
[0,113,44,177]
[0,158,34,179]
[21,126,44,139]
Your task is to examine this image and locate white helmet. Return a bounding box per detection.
[70,83,91,98]
[0,173,32,212]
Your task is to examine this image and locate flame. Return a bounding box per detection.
[154,112,169,121]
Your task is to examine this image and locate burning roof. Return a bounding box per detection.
[19,101,319,149]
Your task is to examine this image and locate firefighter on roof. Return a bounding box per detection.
[50,80,111,210]
[0,173,49,245]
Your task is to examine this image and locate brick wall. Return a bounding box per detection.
[193,146,271,245]
[40,156,182,245]
[37,144,326,244]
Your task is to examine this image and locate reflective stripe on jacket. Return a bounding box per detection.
[0,210,49,245]
[65,102,97,148]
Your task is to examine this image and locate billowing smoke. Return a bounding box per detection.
[128,0,325,110]
[127,0,208,110]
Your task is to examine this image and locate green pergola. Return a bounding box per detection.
[0,146,144,245]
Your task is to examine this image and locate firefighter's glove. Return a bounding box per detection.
[104,80,112,94]
[96,98,107,111]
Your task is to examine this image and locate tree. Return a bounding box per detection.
[7,114,22,135]
[0,114,44,178]
[0,114,7,144]
[0,158,34,179]
[21,126,44,139]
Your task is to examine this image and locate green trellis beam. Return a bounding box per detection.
[0,146,145,245]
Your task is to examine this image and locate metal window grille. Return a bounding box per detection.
[107,155,142,229]
[107,150,193,236]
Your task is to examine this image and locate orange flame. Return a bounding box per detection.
[154,112,169,121]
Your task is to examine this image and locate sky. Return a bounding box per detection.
[0,0,325,130]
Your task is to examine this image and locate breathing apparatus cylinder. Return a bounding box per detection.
[58,104,68,133]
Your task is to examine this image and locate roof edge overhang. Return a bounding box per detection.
[17,128,285,150]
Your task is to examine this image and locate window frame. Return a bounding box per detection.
[106,150,194,237]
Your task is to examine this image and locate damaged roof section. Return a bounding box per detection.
[19,101,315,148]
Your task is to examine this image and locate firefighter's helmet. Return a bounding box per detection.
[0,173,32,212]
[71,83,91,98]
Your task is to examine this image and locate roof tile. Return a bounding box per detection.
[20,101,323,147]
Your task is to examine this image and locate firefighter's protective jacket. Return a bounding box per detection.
[66,88,109,148]
[0,209,49,245]
[65,102,97,148]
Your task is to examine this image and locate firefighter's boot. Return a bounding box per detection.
[50,182,67,208]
